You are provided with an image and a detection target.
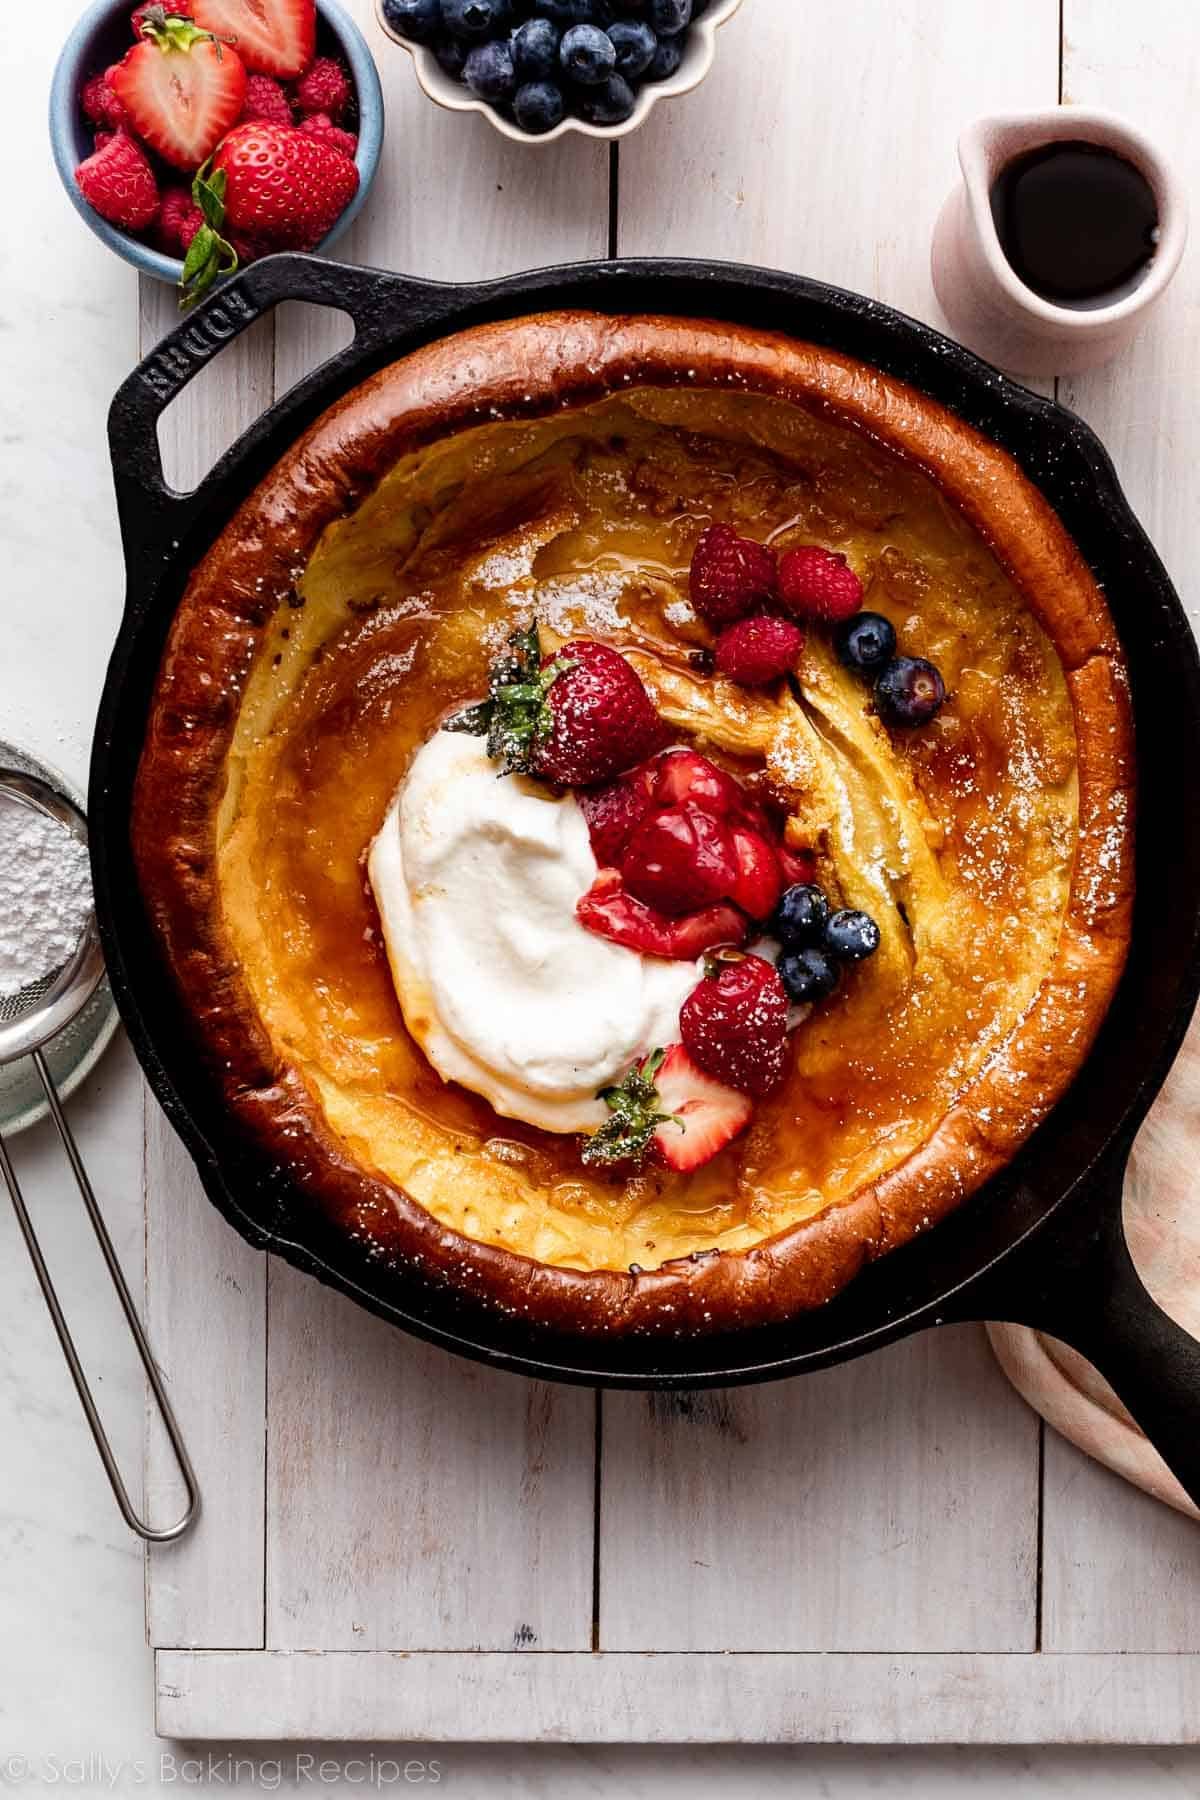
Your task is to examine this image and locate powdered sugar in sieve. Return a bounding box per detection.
[0,791,94,1011]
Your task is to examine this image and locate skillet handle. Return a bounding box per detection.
[968,1155,1200,1512]
[107,253,459,567]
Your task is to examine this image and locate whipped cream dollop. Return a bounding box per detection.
[368,729,702,1134]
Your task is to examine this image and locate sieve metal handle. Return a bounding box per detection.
[0,1051,199,1542]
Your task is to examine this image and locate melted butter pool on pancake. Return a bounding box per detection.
[216,389,1079,1275]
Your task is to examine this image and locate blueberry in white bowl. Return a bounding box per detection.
[377,0,745,143]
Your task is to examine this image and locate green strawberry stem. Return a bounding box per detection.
[137,7,229,53]
[444,624,573,777]
[581,1049,681,1169]
[178,162,239,312]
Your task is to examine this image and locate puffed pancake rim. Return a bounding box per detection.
[132,313,1134,1338]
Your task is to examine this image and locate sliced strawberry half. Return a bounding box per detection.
[577,872,746,962]
[729,825,784,920]
[653,1045,754,1172]
[192,0,315,77]
[580,1045,752,1173]
[110,13,247,168]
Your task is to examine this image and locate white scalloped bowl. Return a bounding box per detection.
[376,0,745,144]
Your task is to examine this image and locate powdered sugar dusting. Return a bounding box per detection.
[0,794,93,999]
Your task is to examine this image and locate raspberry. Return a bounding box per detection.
[714,615,804,686]
[74,132,159,232]
[81,72,131,132]
[777,546,864,623]
[298,113,359,159]
[241,74,294,127]
[680,954,791,1097]
[293,56,352,118]
[689,524,777,626]
[157,185,203,252]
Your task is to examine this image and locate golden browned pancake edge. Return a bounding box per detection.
[131,313,1134,1337]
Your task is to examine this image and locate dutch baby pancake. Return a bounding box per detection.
[132,313,1134,1335]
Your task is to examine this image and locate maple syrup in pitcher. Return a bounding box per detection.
[990,140,1160,304]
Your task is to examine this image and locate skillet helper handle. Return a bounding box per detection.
[977,1165,1200,1513]
[107,253,449,566]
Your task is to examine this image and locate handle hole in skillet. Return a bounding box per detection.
[153,301,355,495]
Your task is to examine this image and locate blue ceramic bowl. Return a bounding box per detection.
[50,0,383,284]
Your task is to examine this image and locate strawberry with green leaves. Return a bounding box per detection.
[109,7,247,169]
[582,1045,753,1173]
[447,625,666,788]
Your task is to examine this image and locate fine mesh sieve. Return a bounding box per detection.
[0,759,198,1542]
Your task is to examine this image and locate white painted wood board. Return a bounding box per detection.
[139,0,1200,1742]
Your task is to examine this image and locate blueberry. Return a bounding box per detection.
[875,656,947,728]
[513,77,566,131]
[512,17,560,78]
[771,883,830,949]
[434,34,469,76]
[649,0,692,32]
[560,22,617,82]
[646,33,683,78]
[779,947,841,1005]
[382,0,443,42]
[607,19,657,77]
[824,909,881,962]
[464,37,516,96]
[578,70,637,121]
[442,0,508,38]
[835,610,897,675]
[533,0,591,22]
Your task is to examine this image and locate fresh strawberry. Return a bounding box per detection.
[577,872,745,962]
[779,845,819,889]
[192,0,316,78]
[577,767,656,867]
[81,72,131,131]
[680,953,791,1097]
[298,112,358,159]
[650,747,742,817]
[714,614,804,686]
[535,640,665,786]
[689,523,777,626]
[132,0,193,33]
[93,128,119,152]
[622,803,738,916]
[240,71,293,125]
[729,826,784,920]
[777,546,864,623]
[581,1045,752,1172]
[447,627,664,788]
[110,12,247,169]
[293,55,351,117]
[210,119,359,249]
[156,183,202,251]
[75,132,159,231]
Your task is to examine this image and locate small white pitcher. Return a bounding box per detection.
[931,107,1188,377]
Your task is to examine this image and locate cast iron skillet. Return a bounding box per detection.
[94,253,1200,1508]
